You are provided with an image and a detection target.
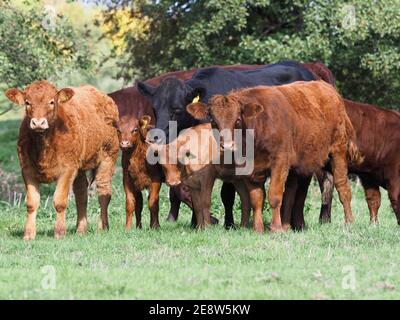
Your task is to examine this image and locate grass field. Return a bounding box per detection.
[0,118,399,300]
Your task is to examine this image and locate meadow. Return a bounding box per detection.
[0,117,399,300]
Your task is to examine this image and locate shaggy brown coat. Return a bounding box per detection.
[5,81,119,240]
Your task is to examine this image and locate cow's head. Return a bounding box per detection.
[117,115,152,150]
[137,78,206,143]
[186,95,263,151]
[5,81,74,133]
[154,124,215,186]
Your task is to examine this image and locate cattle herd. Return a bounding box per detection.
[4,61,400,241]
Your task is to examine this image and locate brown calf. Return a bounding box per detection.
[188,81,362,232]
[153,123,251,228]
[119,115,164,229]
[5,81,119,240]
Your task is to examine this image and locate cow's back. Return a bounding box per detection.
[59,86,119,169]
[237,81,349,175]
[109,65,262,122]
[188,62,316,102]
[344,99,400,172]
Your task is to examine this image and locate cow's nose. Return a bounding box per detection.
[120,140,132,149]
[30,118,49,131]
[166,178,181,187]
[221,141,235,151]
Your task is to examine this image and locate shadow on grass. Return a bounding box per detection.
[9,225,80,239]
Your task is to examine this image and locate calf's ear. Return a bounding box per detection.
[242,103,263,118]
[5,88,24,105]
[186,102,208,120]
[140,115,152,128]
[57,88,75,104]
[137,82,156,100]
[188,86,206,104]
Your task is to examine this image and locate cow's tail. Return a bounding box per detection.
[348,139,363,166]
[343,111,364,166]
[89,169,97,186]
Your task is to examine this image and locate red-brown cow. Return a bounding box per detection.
[320,99,400,224]
[5,81,119,240]
[187,81,362,232]
[302,62,400,225]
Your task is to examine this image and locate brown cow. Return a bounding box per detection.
[301,62,400,225]
[153,123,251,228]
[187,81,362,232]
[319,99,400,224]
[5,81,119,240]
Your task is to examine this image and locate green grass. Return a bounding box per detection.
[0,118,399,300]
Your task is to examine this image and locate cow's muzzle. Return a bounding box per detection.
[30,118,49,132]
[120,140,132,149]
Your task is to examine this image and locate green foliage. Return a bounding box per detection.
[101,0,400,108]
[0,0,93,102]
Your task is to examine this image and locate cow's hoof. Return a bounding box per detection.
[253,224,265,233]
[97,220,109,231]
[224,223,237,230]
[210,216,219,225]
[54,228,66,240]
[23,228,36,241]
[345,216,355,224]
[76,223,87,235]
[269,224,284,233]
[282,223,291,232]
[166,214,178,222]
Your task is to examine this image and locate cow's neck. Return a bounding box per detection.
[28,126,58,169]
[128,138,152,189]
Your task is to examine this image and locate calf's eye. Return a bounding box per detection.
[132,128,138,133]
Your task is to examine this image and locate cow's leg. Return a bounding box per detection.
[246,181,266,233]
[387,176,400,225]
[73,170,88,235]
[22,169,40,241]
[167,187,182,222]
[53,170,77,239]
[201,175,216,227]
[123,171,136,230]
[316,170,334,223]
[148,181,161,229]
[221,182,234,228]
[280,172,298,231]
[331,151,354,224]
[234,180,251,228]
[134,191,143,229]
[360,176,381,224]
[190,188,205,229]
[291,175,312,231]
[269,162,289,233]
[95,157,116,230]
